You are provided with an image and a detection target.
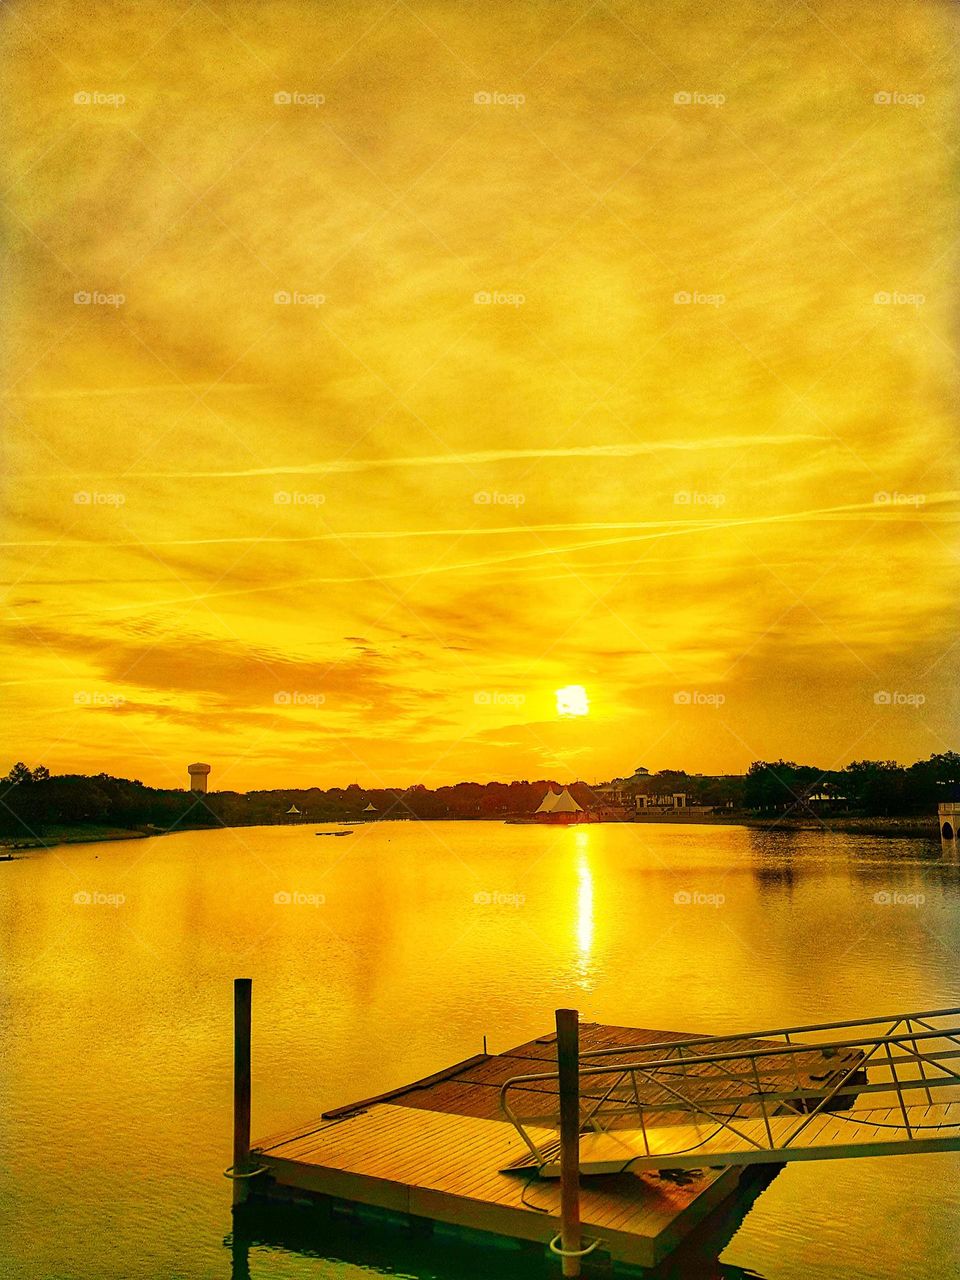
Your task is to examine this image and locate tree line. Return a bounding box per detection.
[742,754,960,815]
[1,752,957,839]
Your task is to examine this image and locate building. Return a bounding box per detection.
[636,792,687,810]
[940,802,960,841]
[187,762,211,794]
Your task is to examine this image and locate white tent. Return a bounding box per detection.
[535,788,560,814]
[363,802,378,812]
[550,787,583,814]
[286,804,300,815]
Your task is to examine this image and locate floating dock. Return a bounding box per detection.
[241,1018,866,1270]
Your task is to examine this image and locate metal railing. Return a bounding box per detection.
[499,1007,960,1170]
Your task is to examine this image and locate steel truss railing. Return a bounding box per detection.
[499,1007,960,1170]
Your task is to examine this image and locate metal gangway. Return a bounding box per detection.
[499,1006,960,1176]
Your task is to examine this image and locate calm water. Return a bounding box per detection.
[2,821,959,1280]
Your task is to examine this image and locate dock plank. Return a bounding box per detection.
[248,1019,877,1268]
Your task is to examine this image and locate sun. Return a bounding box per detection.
[556,685,590,718]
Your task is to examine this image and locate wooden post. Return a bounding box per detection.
[233,977,252,1207]
[556,1007,581,1277]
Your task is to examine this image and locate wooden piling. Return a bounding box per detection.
[233,977,252,1207]
[555,1007,582,1277]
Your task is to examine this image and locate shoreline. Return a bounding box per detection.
[0,812,943,853]
[0,824,155,853]
[630,813,940,838]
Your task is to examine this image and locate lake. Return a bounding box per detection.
[1,820,959,1279]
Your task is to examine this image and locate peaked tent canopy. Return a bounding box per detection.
[550,787,583,814]
[286,804,300,814]
[363,802,378,812]
[535,788,560,814]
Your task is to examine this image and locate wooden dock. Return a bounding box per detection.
[244,1020,863,1270]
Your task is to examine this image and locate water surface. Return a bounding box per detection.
[1,821,959,1279]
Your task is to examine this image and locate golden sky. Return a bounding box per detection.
[2,0,958,790]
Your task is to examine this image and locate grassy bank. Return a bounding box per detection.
[0,824,154,851]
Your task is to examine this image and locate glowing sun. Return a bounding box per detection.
[556,685,590,718]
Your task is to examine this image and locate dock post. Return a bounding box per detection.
[233,977,252,1207]
[556,1007,582,1277]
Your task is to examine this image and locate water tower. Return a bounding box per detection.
[188,762,211,793]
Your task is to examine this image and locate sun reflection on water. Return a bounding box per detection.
[574,832,595,987]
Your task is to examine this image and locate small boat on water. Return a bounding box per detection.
[315,830,353,837]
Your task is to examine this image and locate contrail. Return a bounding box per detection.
[14,433,831,479]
